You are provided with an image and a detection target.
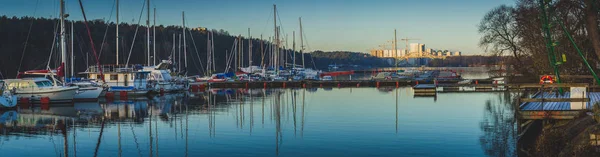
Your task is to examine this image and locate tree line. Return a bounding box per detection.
[0,16,395,78]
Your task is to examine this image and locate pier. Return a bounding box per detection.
[517,84,596,120]
[207,79,497,89]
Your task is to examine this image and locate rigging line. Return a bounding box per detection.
[78,0,105,81]
[186,35,203,76]
[46,22,61,69]
[126,0,148,65]
[98,0,117,59]
[187,23,206,75]
[74,31,89,66]
[261,9,273,38]
[276,9,287,40]
[301,32,317,69]
[17,0,40,76]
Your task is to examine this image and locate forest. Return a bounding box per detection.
[0,16,392,79]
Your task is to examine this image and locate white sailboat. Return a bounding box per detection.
[7,0,81,103]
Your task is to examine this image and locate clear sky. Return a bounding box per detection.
[0,0,512,55]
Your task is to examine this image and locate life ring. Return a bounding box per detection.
[540,75,554,84]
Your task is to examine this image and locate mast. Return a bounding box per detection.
[299,17,304,68]
[116,0,119,65]
[147,0,150,66]
[206,32,211,76]
[285,34,288,68]
[71,21,74,78]
[260,35,264,67]
[172,33,175,71]
[394,29,397,68]
[60,0,67,81]
[273,4,278,73]
[239,34,244,67]
[249,28,252,67]
[293,31,295,68]
[182,11,187,72]
[211,32,215,72]
[178,34,182,73]
[153,8,156,65]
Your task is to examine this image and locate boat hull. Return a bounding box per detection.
[15,87,78,103]
[74,87,103,101]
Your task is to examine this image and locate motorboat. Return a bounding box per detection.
[239,66,264,74]
[2,78,78,103]
[69,80,104,101]
[143,61,186,93]
[81,64,153,97]
[321,75,333,81]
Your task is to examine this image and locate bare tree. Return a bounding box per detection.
[479,5,522,63]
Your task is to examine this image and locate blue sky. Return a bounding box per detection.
[0,0,512,55]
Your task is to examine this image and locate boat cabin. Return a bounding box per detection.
[82,65,150,89]
[3,78,60,91]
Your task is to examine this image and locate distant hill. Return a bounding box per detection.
[0,16,393,78]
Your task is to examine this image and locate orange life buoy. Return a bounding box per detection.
[540,75,554,84]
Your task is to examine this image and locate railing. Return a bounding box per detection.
[87,64,144,73]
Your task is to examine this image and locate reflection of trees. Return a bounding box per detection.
[479,92,518,157]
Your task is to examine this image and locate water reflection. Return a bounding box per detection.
[479,92,518,157]
[1,88,518,157]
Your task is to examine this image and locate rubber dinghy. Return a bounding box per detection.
[0,82,17,108]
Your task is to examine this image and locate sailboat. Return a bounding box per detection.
[82,0,154,96]
[6,0,81,103]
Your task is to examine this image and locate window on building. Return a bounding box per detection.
[110,75,118,81]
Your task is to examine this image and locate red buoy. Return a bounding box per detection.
[120,91,128,100]
[19,97,30,109]
[356,83,360,87]
[191,85,199,92]
[19,97,30,104]
[396,82,399,88]
[264,82,267,88]
[338,83,341,88]
[283,82,286,88]
[41,103,50,110]
[416,81,419,85]
[40,97,50,104]
[303,83,306,88]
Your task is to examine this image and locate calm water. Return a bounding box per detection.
[0,87,517,157]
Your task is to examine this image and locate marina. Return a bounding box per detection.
[3,0,600,156]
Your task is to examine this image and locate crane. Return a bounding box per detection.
[400,38,420,54]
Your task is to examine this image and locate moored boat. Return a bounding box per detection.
[2,78,78,103]
[0,81,17,108]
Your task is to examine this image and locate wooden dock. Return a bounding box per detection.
[208,79,496,89]
[518,91,598,120]
[413,84,437,96]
